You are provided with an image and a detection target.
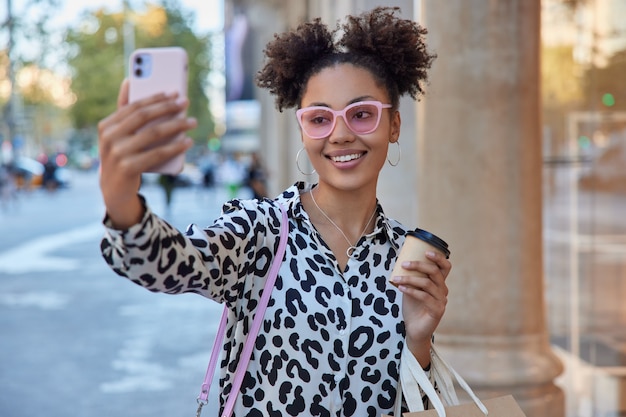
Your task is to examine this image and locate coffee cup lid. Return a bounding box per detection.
[407,228,451,258]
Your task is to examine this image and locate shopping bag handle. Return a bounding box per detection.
[399,345,489,416]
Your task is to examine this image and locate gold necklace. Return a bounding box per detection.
[310,189,377,257]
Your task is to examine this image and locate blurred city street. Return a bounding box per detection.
[0,0,625,416]
[0,169,227,417]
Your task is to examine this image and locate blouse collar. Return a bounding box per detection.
[276,182,400,250]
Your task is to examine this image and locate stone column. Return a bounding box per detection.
[416,1,565,416]
[242,0,307,195]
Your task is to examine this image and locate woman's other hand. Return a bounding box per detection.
[392,251,451,366]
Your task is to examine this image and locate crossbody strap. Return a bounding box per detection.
[196,204,289,417]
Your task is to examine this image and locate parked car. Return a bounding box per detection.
[11,156,71,190]
[13,157,44,189]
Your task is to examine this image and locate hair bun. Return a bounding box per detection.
[256,7,436,110]
[256,18,337,111]
[339,7,435,100]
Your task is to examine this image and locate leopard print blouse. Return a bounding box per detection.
[101,182,430,416]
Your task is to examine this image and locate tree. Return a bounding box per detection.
[583,49,626,113]
[558,0,588,11]
[541,44,585,154]
[64,1,214,152]
[542,45,584,109]
[0,0,61,67]
[1,0,62,151]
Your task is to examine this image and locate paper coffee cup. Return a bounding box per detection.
[390,229,450,284]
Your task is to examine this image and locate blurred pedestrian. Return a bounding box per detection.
[217,154,246,199]
[202,163,215,189]
[42,160,58,191]
[97,7,447,416]
[245,152,268,200]
[158,174,177,213]
[198,151,218,190]
[0,163,17,211]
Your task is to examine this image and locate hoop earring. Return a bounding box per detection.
[296,147,316,175]
[387,141,401,166]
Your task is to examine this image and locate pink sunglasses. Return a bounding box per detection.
[296,101,392,139]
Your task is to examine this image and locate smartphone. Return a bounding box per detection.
[128,47,189,175]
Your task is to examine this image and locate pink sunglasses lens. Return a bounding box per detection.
[299,103,382,138]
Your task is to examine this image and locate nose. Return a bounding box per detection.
[329,114,354,143]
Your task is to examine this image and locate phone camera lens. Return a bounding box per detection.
[135,56,143,65]
[134,68,143,77]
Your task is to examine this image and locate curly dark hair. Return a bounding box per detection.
[255,7,436,112]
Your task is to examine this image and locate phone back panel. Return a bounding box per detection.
[128,47,189,175]
[129,47,188,102]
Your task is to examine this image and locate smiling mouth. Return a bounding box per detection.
[330,153,364,163]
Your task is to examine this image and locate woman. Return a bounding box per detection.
[99,6,447,416]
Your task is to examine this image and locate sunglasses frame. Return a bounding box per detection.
[296,100,393,139]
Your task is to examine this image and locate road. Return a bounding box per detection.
[0,170,228,417]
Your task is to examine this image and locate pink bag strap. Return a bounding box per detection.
[196,204,289,417]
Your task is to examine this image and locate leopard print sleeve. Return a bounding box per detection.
[100,194,285,303]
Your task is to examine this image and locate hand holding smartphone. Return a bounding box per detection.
[128,47,189,175]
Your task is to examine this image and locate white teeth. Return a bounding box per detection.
[332,153,362,163]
